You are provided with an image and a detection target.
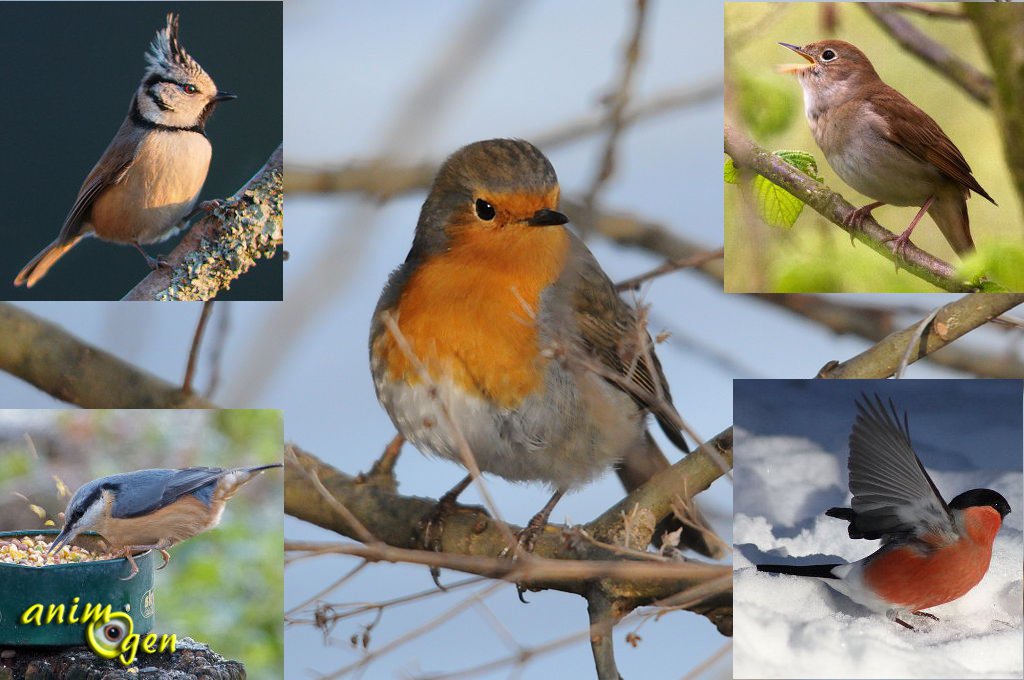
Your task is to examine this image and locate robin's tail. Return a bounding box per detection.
[14,236,84,288]
[757,563,841,579]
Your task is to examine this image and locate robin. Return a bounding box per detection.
[369,138,696,560]
[757,394,1011,629]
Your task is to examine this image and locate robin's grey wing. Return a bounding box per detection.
[108,467,227,518]
[846,394,953,539]
[54,117,143,246]
[564,234,689,453]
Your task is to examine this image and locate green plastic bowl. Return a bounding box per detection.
[0,530,155,646]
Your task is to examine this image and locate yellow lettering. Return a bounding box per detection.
[119,634,140,665]
[141,634,157,654]
[19,604,43,626]
[80,603,113,625]
[45,604,65,625]
[68,596,80,623]
[158,634,177,653]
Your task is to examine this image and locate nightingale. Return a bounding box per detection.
[779,40,995,259]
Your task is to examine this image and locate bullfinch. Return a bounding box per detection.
[757,394,1011,629]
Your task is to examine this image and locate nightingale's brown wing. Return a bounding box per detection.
[870,86,996,204]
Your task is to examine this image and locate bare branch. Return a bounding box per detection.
[182,300,215,393]
[580,0,650,235]
[0,304,211,408]
[862,3,993,106]
[819,293,1024,378]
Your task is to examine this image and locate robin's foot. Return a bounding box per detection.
[418,475,474,589]
[498,490,565,603]
[912,610,939,621]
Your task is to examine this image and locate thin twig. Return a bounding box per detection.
[580,0,650,234]
[862,3,993,105]
[204,301,230,398]
[616,249,724,292]
[895,306,941,378]
[889,2,966,19]
[181,300,215,394]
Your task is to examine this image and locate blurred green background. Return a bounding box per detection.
[0,410,283,677]
[724,2,1023,292]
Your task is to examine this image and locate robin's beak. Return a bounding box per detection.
[213,91,237,102]
[778,42,815,74]
[527,208,569,227]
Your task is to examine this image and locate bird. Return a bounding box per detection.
[369,138,696,566]
[14,13,236,288]
[778,40,996,260]
[47,464,282,579]
[756,394,1011,629]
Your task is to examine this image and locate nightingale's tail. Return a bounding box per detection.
[927,197,974,257]
[14,236,84,287]
[757,563,841,579]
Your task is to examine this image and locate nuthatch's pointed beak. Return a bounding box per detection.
[47,527,74,556]
[527,208,569,227]
[213,91,237,102]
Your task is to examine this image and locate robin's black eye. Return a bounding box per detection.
[821,49,836,61]
[475,199,496,221]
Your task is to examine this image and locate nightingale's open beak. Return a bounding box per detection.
[777,42,815,74]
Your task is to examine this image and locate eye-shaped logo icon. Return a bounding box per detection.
[86,612,133,659]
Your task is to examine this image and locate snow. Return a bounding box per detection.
[733,380,1024,679]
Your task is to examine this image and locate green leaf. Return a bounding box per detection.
[725,149,820,230]
[724,157,738,184]
[958,241,1024,290]
[773,150,821,181]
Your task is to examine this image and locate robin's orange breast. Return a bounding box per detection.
[373,225,570,409]
[864,506,1002,610]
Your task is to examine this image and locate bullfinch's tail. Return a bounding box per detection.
[757,563,842,579]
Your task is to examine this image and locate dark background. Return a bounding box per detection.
[0,2,283,300]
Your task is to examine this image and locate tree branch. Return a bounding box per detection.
[862,3,994,106]
[0,304,211,408]
[725,125,978,292]
[123,144,283,301]
[758,294,1024,378]
[965,3,1024,207]
[284,439,733,634]
[818,293,1024,378]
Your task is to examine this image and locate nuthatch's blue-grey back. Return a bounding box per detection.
[48,464,281,576]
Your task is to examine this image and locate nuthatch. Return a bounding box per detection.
[48,464,282,578]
